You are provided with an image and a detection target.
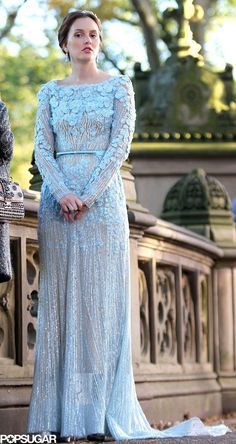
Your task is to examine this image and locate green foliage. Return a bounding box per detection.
[0,43,70,188]
[48,0,134,21]
[0,44,69,142]
[10,142,32,189]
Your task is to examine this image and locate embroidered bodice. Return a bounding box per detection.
[34,75,136,208]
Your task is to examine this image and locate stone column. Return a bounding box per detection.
[129,228,143,366]
[217,267,234,371]
[216,252,236,412]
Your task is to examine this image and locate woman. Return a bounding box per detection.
[0,101,13,283]
[27,10,230,441]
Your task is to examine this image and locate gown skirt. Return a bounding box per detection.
[27,75,230,439]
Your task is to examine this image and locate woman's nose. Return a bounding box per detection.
[84,34,92,43]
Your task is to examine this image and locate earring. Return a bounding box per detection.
[64,51,70,63]
[96,53,99,64]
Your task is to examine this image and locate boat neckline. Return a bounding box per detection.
[54,75,121,88]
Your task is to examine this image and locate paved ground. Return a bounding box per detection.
[117,434,235,443]
[113,433,236,443]
[59,432,236,443]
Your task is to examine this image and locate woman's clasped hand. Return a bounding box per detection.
[59,193,87,222]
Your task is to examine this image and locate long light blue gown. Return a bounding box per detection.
[27,74,230,439]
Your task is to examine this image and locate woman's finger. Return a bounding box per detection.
[63,212,69,222]
[67,202,77,211]
[68,212,75,223]
[68,199,82,212]
[74,197,83,210]
[61,203,69,213]
[60,207,71,220]
[75,206,86,221]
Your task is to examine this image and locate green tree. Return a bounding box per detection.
[0,43,70,187]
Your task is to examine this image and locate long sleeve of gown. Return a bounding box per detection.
[80,75,136,208]
[34,84,71,202]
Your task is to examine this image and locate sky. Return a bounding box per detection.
[1,0,236,76]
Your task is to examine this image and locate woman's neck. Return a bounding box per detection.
[70,61,100,82]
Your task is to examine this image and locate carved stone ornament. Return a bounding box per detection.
[161,169,235,243]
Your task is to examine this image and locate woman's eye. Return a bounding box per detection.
[74,33,97,38]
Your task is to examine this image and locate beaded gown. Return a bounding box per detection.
[27,74,230,439]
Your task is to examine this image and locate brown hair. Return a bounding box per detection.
[58,10,103,57]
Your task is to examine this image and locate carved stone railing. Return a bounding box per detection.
[127,213,224,423]
[0,190,39,434]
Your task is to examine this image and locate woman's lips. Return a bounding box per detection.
[83,48,93,52]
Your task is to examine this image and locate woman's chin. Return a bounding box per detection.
[73,54,95,63]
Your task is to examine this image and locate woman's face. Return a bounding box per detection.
[64,17,101,63]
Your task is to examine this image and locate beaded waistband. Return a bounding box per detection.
[56,150,104,158]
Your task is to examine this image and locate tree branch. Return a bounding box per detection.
[114,16,139,26]
[130,0,160,69]
[0,0,29,41]
[101,47,125,74]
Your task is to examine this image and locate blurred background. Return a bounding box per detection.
[0,0,236,189]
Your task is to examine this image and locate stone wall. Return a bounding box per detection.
[130,143,236,218]
[130,218,223,424]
